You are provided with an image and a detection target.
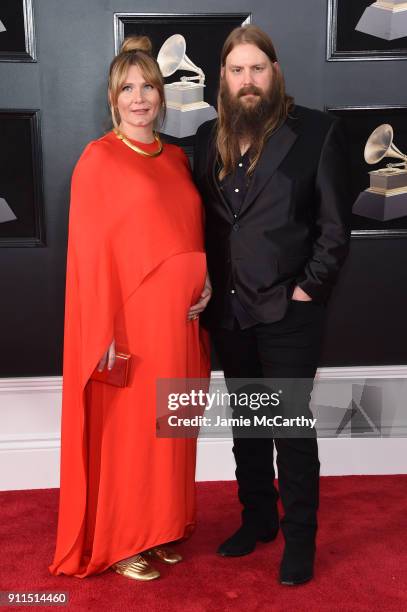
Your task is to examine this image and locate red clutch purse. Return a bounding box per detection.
[90,352,132,387]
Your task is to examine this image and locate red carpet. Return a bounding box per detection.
[1,476,407,612]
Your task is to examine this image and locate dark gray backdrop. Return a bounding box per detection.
[1,0,406,376]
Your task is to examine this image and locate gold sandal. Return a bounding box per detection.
[145,545,183,565]
[111,553,160,581]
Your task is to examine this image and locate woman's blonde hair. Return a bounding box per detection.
[108,35,166,129]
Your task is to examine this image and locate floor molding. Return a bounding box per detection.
[1,367,406,490]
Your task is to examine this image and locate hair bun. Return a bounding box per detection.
[120,35,153,55]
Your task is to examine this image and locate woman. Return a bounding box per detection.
[49,36,211,581]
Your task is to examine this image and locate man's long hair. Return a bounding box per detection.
[216,25,294,181]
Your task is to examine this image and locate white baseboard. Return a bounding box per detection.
[196,437,407,480]
[1,367,407,491]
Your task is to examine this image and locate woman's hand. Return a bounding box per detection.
[291,286,312,302]
[188,273,212,321]
[97,339,116,371]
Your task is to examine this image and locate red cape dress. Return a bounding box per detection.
[49,131,210,577]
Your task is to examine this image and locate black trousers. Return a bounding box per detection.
[211,300,326,546]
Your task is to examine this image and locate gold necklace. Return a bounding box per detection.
[113,128,163,157]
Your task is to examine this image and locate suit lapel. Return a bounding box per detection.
[211,158,236,222]
[238,121,298,217]
[206,131,235,222]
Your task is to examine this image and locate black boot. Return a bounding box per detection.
[279,541,315,585]
[217,522,279,557]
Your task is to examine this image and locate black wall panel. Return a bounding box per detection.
[0,0,406,376]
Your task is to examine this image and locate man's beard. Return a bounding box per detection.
[219,80,277,142]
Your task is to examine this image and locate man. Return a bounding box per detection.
[193,25,350,586]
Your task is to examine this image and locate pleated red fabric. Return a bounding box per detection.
[49,131,210,577]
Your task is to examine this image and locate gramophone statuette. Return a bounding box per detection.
[353,123,407,221]
[156,34,217,139]
[0,197,17,224]
[355,1,407,41]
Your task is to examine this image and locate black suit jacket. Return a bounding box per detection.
[193,104,352,328]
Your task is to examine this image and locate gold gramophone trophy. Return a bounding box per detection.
[356,1,407,40]
[157,34,217,139]
[353,124,407,221]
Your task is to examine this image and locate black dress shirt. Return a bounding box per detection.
[218,151,259,330]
